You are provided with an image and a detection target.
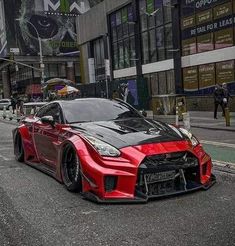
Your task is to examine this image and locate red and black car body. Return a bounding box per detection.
[13,98,216,203]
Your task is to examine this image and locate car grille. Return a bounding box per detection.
[135,152,200,198]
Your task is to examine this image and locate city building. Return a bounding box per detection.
[0,0,102,99]
[77,0,235,112]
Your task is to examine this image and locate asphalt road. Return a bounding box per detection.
[0,122,234,246]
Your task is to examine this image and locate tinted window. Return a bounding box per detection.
[62,99,141,123]
[36,103,63,123]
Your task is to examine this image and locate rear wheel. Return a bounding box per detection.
[61,145,82,192]
[14,132,24,162]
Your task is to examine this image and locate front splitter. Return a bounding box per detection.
[82,174,216,204]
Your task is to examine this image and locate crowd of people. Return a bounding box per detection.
[213,83,231,119]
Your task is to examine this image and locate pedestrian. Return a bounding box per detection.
[222,83,231,109]
[10,95,17,114]
[213,84,225,119]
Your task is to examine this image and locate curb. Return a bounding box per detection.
[191,125,235,132]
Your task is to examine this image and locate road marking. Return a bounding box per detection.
[81,210,98,215]
[0,153,14,161]
[201,140,235,149]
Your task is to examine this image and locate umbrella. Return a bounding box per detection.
[58,85,79,96]
[42,78,74,90]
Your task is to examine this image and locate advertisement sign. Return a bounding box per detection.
[3,0,102,57]
[214,27,233,49]
[196,9,212,25]
[199,63,215,89]
[0,0,7,57]
[183,66,198,92]
[197,33,213,52]
[216,60,234,84]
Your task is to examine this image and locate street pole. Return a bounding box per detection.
[15,19,44,85]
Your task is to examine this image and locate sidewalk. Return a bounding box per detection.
[189,111,235,132]
[147,110,235,132]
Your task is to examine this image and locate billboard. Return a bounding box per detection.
[0,0,7,57]
[4,0,102,57]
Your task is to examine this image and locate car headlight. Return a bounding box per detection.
[179,128,199,147]
[84,135,121,157]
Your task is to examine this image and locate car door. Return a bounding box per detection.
[33,103,63,168]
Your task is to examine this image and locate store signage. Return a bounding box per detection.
[184,0,218,9]
[199,63,215,89]
[182,15,235,39]
[43,0,89,15]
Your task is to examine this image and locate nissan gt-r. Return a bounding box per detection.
[13,98,216,203]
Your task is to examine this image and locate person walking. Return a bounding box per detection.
[222,83,231,109]
[213,84,225,119]
[10,95,17,114]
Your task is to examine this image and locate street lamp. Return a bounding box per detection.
[15,18,45,85]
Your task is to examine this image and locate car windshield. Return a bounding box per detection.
[62,99,141,123]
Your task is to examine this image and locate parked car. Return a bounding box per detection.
[0,99,11,110]
[13,98,216,203]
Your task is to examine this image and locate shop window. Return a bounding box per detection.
[166,70,175,94]
[49,64,58,77]
[158,71,167,95]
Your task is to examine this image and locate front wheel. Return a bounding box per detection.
[14,132,24,162]
[61,145,82,192]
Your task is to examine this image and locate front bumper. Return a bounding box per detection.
[82,174,216,203]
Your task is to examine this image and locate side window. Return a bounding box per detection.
[36,103,63,124]
[36,105,50,118]
[45,104,62,124]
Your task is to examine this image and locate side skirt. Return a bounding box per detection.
[24,160,57,180]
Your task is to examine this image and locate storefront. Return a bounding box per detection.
[181,0,235,97]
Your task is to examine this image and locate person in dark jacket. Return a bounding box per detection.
[10,96,17,114]
[222,83,231,109]
[213,84,225,119]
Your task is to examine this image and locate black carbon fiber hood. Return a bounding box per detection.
[71,118,185,149]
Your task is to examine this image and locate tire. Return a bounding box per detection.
[61,145,82,192]
[14,132,24,162]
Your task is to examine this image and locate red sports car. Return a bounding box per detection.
[13,98,216,203]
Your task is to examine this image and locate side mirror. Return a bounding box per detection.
[41,115,55,127]
[140,110,147,117]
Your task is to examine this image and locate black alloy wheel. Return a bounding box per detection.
[14,132,24,162]
[62,145,82,192]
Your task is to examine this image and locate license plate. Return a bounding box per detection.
[145,170,176,184]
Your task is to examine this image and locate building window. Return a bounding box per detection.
[145,69,175,96]
[139,0,173,64]
[93,38,105,81]
[109,4,136,70]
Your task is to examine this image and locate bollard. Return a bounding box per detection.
[2,106,7,119]
[8,106,13,120]
[175,106,179,126]
[16,107,21,122]
[225,107,230,126]
[182,112,191,131]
